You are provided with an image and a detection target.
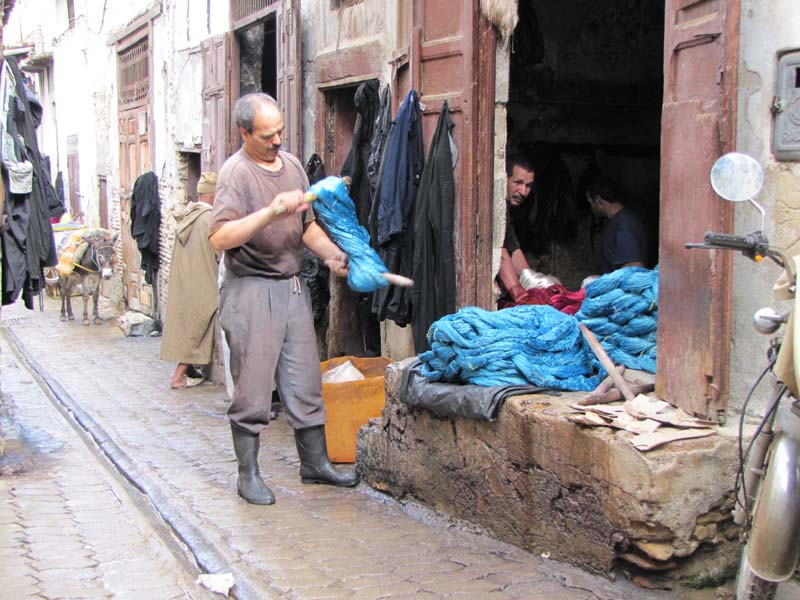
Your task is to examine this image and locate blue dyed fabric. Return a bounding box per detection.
[576,266,658,373]
[419,266,660,390]
[307,176,390,293]
[419,305,605,391]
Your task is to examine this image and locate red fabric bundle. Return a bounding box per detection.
[498,285,586,315]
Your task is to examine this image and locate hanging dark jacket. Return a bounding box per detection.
[411,102,456,352]
[1,56,58,307]
[340,80,379,228]
[367,85,392,243]
[302,153,330,325]
[339,82,382,355]
[130,172,161,285]
[370,89,424,326]
[367,85,392,234]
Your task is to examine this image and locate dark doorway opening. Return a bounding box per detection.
[179,150,202,204]
[237,16,277,99]
[323,83,381,359]
[506,1,664,290]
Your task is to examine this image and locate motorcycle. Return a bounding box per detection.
[686,152,800,599]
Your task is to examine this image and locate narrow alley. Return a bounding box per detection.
[0,296,732,600]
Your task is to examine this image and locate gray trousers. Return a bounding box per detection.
[219,274,326,434]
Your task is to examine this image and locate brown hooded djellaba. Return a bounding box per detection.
[160,202,219,364]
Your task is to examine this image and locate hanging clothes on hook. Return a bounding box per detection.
[411,101,456,353]
[370,89,424,327]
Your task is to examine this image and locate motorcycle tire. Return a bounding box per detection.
[736,550,778,600]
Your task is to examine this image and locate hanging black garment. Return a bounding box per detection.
[302,153,330,326]
[305,153,326,185]
[340,82,382,356]
[130,172,161,285]
[340,80,379,228]
[367,85,392,242]
[1,56,59,307]
[41,155,65,221]
[370,89,424,327]
[54,170,66,213]
[411,102,456,353]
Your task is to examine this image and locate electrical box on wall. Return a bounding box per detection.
[773,50,800,161]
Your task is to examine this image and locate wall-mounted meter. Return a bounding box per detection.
[773,50,800,161]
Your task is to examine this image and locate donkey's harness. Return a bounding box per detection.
[73,240,112,274]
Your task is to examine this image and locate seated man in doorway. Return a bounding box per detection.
[496,155,544,305]
[585,175,647,274]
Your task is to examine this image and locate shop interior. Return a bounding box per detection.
[507,0,664,290]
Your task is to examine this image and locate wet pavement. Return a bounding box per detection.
[0,295,751,599]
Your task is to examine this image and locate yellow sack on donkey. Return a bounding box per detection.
[56,231,91,277]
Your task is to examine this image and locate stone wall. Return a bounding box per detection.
[357,360,742,585]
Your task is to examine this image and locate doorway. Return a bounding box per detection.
[323,84,381,358]
[236,16,278,100]
[506,1,664,289]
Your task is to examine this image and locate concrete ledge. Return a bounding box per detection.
[357,359,741,585]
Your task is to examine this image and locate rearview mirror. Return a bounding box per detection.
[710,152,764,202]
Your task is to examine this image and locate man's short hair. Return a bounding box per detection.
[233,93,279,134]
[506,154,535,177]
[586,176,625,205]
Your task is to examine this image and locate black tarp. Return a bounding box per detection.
[399,359,551,421]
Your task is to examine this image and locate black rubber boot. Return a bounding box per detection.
[294,425,359,487]
[231,424,275,505]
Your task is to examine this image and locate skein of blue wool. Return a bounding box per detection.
[307,176,390,293]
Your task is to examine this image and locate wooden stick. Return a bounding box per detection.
[578,382,655,406]
[264,176,352,218]
[578,323,636,402]
[594,365,626,395]
[382,273,414,287]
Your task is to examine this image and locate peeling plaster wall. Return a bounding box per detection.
[732,1,800,416]
[301,0,399,161]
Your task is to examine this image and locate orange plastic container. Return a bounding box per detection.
[320,356,392,463]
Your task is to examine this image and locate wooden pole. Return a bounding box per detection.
[578,323,636,402]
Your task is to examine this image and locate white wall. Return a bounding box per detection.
[3,0,231,314]
[732,0,800,415]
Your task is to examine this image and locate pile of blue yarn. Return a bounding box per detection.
[307,177,390,293]
[419,305,605,391]
[419,266,659,390]
[575,266,658,373]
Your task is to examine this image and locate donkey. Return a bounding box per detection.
[58,232,117,325]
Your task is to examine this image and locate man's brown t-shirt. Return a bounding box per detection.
[210,149,312,278]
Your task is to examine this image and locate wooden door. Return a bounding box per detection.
[118,106,153,314]
[656,0,740,419]
[117,30,154,316]
[277,0,301,156]
[202,33,236,173]
[410,0,495,309]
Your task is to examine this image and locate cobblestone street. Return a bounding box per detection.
[0,296,744,599]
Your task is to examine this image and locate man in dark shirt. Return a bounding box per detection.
[586,176,647,273]
[496,156,537,304]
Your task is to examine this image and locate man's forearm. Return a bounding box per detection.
[302,221,343,261]
[209,208,272,251]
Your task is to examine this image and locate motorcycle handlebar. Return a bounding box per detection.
[703,231,758,251]
[685,231,796,285]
